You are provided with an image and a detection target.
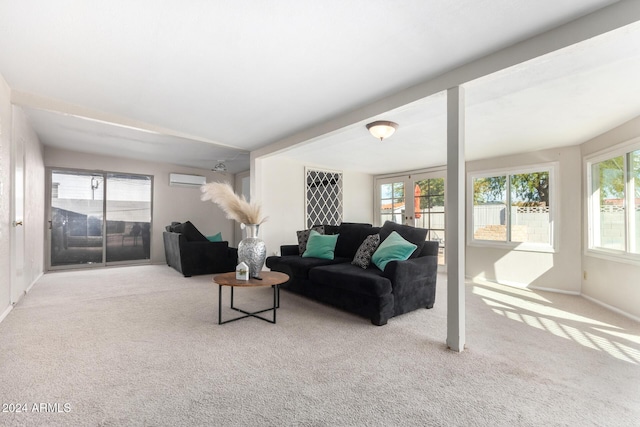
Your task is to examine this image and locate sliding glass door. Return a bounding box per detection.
[48,169,152,270]
[50,171,104,267]
[105,173,152,262]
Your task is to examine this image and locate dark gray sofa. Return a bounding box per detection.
[163,221,238,277]
[266,221,438,325]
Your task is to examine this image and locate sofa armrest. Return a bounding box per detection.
[280,244,299,256]
[420,240,440,257]
[163,231,182,272]
[179,238,237,275]
[228,246,238,260]
[382,255,438,297]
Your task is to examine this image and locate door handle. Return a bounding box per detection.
[13,220,23,227]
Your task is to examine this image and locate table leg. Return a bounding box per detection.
[273,285,277,324]
[218,285,222,325]
[217,281,284,325]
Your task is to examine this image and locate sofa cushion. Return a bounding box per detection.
[334,223,377,259]
[351,234,380,269]
[267,255,350,279]
[322,224,340,235]
[309,263,392,297]
[172,221,208,242]
[371,231,417,271]
[379,221,427,258]
[206,232,223,242]
[302,230,339,260]
[296,226,324,255]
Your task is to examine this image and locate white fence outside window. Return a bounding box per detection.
[473,204,550,243]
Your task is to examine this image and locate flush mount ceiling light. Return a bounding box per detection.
[366,120,399,141]
[212,161,227,172]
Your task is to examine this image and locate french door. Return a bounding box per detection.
[47,169,153,270]
[376,170,446,265]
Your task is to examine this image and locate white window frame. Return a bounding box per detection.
[585,137,640,265]
[374,167,447,269]
[375,176,407,226]
[374,167,447,228]
[467,162,558,253]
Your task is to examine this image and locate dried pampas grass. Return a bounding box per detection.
[200,181,267,225]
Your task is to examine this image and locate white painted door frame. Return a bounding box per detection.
[10,133,25,305]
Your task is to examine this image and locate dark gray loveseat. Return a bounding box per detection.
[266,221,438,325]
[163,221,238,277]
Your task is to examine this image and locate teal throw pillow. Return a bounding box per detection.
[302,230,339,260]
[371,231,417,271]
[206,232,223,242]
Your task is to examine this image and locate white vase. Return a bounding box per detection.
[238,224,266,278]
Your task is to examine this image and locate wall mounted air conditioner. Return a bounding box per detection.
[169,173,206,188]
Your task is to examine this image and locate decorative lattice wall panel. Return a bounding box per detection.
[305,168,343,228]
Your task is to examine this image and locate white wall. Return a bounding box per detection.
[233,170,251,247]
[0,76,45,321]
[44,147,235,264]
[255,155,373,257]
[581,116,640,319]
[466,146,583,293]
[12,106,45,295]
[343,171,374,224]
[0,74,11,320]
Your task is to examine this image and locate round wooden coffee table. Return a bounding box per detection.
[213,271,290,324]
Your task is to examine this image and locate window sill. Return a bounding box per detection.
[468,240,557,254]
[585,249,640,266]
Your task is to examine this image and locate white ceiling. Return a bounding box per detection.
[1,0,637,174]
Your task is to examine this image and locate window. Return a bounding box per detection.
[470,165,555,250]
[587,144,640,259]
[105,173,153,262]
[379,181,405,225]
[376,171,446,265]
[414,177,445,251]
[49,169,153,269]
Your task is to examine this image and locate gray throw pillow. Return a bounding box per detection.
[296,226,325,255]
[351,234,381,269]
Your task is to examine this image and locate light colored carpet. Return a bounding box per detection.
[0,265,638,426]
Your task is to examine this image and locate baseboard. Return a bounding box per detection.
[0,304,13,324]
[1,272,47,315]
[26,272,43,294]
[581,294,640,323]
[528,285,580,295]
[467,275,580,295]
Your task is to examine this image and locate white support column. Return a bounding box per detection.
[446,86,466,352]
